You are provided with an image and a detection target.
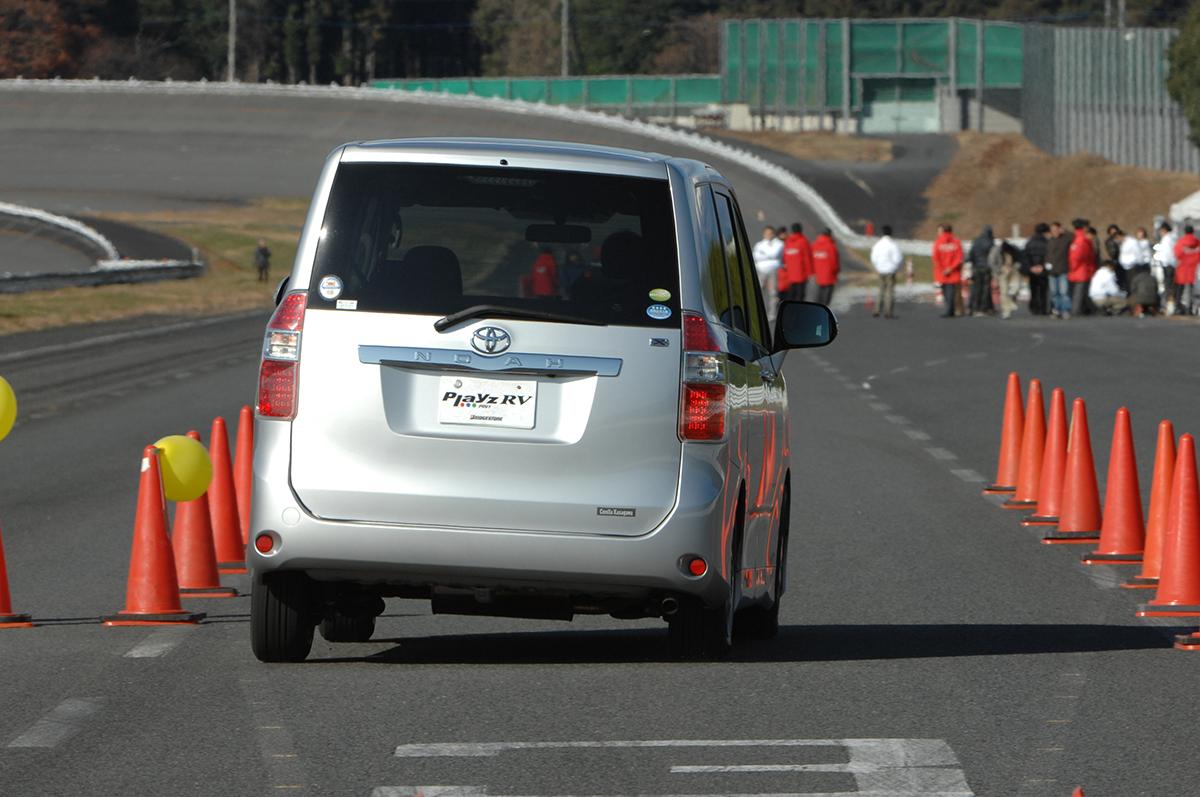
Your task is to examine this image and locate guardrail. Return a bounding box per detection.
[0,199,202,293]
[0,78,934,257]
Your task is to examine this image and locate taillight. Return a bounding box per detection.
[257,291,307,420]
[679,312,727,441]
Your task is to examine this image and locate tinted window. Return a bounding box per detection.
[310,163,680,327]
[712,190,748,334]
[729,195,771,348]
[696,185,734,326]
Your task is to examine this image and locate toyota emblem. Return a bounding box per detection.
[471,326,512,356]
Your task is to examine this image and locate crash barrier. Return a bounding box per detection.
[0,403,255,629]
[0,79,934,258]
[985,373,1200,651]
[0,201,202,293]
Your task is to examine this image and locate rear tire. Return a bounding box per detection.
[319,613,376,643]
[738,484,788,641]
[251,572,316,663]
[669,494,743,660]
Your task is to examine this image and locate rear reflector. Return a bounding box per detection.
[254,534,275,554]
[687,557,708,577]
[680,383,727,441]
[257,360,297,419]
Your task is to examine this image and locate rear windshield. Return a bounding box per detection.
[308,162,681,327]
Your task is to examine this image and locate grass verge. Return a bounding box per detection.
[0,198,307,336]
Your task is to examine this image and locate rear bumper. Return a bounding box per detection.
[249,420,734,607]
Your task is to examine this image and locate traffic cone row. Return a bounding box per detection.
[984,374,1200,650]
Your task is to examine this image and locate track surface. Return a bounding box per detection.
[1,89,1198,796]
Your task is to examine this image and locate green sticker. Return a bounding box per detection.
[648,288,671,302]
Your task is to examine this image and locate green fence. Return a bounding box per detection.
[723,18,1023,112]
[370,74,721,113]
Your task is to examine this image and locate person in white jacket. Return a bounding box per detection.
[870,225,903,319]
[1153,222,1177,312]
[1088,261,1126,315]
[752,226,784,322]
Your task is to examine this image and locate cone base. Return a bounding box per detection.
[180,587,238,598]
[103,610,205,626]
[1022,515,1059,526]
[1174,633,1200,650]
[1121,576,1159,589]
[217,562,248,574]
[1081,552,1144,565]
[1136,604,1200,618]
[982,484,1016,495]
[1041,530,1100,544]
[0,613,33,628]
[1001,499,1038,510]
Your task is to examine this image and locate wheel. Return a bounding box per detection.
[319,613,376,643]
[251,571,316,662]
[737,483,789,641]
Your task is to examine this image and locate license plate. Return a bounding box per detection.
[437,375,537,429]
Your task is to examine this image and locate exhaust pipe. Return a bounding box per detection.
[660,597,679,617]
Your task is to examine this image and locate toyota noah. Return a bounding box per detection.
[249,138,835,662]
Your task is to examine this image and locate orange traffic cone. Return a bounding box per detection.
[234,405,254,545]
[1083,408,1145,564]
[1043,398,1102,544]
[1138,433,1200,617]
[1024,387,1068,527]
[103,446,205,626]
[1071,789,1084,797]
[1175,629,1200,650]
[0,526,32,628]
[171,431,237,598]
[983,372,1023,495]
[1125,421,1176,589]
[208,417,246,574]
[1003,378,1044,509]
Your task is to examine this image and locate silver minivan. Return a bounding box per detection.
[250,138,835,662]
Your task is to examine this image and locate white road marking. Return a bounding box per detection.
[884,415,909,425]
[7,698,103,748]
[923,359,948,367]
[925,447,958,461]
[1080,566,1123,590]
[890,366,910,374]
[843,170,875,197]
[124,627,189,658]
[868,402,891,412]
[950,469,985,483]
[904,430,932,441]
[387,739,974,796]
[964,352,987,360]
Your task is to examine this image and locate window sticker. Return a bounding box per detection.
[318,275,343,301]
[646,304,672,320]
[648,288,672,302]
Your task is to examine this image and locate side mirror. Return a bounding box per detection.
[774,301,837,351]
[274,276,290,306]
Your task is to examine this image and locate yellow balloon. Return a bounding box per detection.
[0,376,15,444]
[153,434,213,502]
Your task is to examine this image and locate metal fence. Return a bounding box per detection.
[1022,24,1200,172]
[369,74,721,116]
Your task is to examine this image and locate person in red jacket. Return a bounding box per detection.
[526,247,559,297]
[1172,224,1200,315]
[811,228,840,305]
[1067,218,1095,317]
[778,222,814,302]
[931,224,963,317]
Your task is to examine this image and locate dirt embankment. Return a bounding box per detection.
[711,129,894,163]
[920,133,1200,239]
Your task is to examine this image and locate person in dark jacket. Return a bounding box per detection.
[1045,221,1072,318]
[967,225,996,316]
[1104,224,1128,294]
[1023,223,1050,315]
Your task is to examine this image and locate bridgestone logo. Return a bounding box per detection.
[596,507,636,518]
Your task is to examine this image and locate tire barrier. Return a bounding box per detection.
[985,376,1200,650]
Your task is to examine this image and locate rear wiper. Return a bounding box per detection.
[434,304,607,332]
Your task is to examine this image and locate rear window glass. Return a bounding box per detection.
[309,162,680,327]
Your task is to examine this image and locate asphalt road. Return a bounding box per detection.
[1,87,1198,797]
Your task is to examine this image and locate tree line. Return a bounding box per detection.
[0,0,1188,84]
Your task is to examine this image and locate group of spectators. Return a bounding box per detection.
[871,219,1200,319]
[751,223,841,320]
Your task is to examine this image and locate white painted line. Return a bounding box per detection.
[7,698,103,748]
[124,627,189,658]
[950,469,985,483]
[904,429,932,441]
[373,790,487,797]
[395,739,848,757]
[884,415,910,425]
[923,359,948,367]
[890,366,911,374]
[925,447,958,461]
[844,170,875,197]
[868,402,891,412]
[964,352,987,360]
[374,791,967,797]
